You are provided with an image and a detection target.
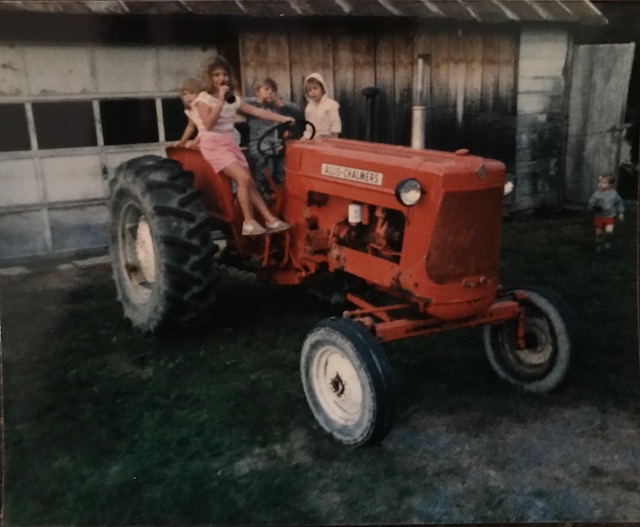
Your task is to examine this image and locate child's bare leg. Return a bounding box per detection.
[248,183,277,224]
[222,162,288,233]
[221,162,254,223]
[604,223,614,249]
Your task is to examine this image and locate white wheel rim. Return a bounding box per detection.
[118,204,154,303]
[513,317,553,366]
[312,345,364,426]
[135,219,156,284]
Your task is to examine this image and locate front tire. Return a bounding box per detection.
[108,156,217,333]
[483,285,577,393]
[301,317,395,446]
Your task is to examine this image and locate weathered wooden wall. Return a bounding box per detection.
[239,24,519,168]
[565,43,635,204]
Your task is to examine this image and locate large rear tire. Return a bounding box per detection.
[483,285,577,393]
[108,156,217,333]
[301,317,395,447]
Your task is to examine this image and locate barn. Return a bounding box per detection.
[0,0,635,263]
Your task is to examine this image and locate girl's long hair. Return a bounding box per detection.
[202,55,237,95]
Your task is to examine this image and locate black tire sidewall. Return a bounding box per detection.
[483,286,574,393]
[301,317,394,446]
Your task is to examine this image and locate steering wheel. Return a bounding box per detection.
[257,120,316,158]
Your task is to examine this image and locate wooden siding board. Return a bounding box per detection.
[333,34,355,138]
[463,31,482,116]
[240,30,291,100]
[392,33,414,146]
[492,32,517,169]
[333,34,375,138]
[448,30,465,147]
[480,32,500,114]
[429,29,450,150]
[353,34,376,139]
[374,32,396,144]
[498,33,516,115]
[461,30,482,153]
[289,32,334,111]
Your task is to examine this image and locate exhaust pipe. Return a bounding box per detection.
[411,107,426,150]
[411,56,427,150]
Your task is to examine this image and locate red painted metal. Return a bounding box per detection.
[167,136,515,343]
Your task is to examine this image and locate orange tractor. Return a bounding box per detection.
[108,121,576,446]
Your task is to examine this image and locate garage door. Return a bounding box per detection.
[0,43,215,263]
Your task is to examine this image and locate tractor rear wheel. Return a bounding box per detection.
[483,285,577,393]
[301,317,395,447]
[108,156,217,333]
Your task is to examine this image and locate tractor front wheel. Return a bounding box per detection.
[301,317,395,447]
[483,285,576,393]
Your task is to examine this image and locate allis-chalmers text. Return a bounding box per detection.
[320,163,383,186]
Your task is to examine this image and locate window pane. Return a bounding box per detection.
[0,104,31,152]
[101,99,158,145]
[33,101,97,149]
[162,97,188,142]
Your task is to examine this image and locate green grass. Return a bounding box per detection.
[2,205,638,524]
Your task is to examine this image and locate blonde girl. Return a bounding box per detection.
[194,56,293,235]
[174,77,204,149]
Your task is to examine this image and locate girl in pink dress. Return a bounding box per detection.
[195,56,293,235]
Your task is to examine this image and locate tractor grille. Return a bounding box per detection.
[426,188,503,284]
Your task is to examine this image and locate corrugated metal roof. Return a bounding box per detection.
[0,0,608,25]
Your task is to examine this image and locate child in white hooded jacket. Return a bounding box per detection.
[303,72,341,139]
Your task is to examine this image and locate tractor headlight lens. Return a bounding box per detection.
[396,179,423,206]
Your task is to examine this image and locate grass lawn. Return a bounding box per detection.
[2,204,639,524]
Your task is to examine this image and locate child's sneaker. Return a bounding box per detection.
[265,218,291,233]
[242,219,267,236]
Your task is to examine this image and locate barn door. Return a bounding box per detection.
[564,43,635,205]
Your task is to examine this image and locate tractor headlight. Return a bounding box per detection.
[504,173,516,196]
[395,179,423,206]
